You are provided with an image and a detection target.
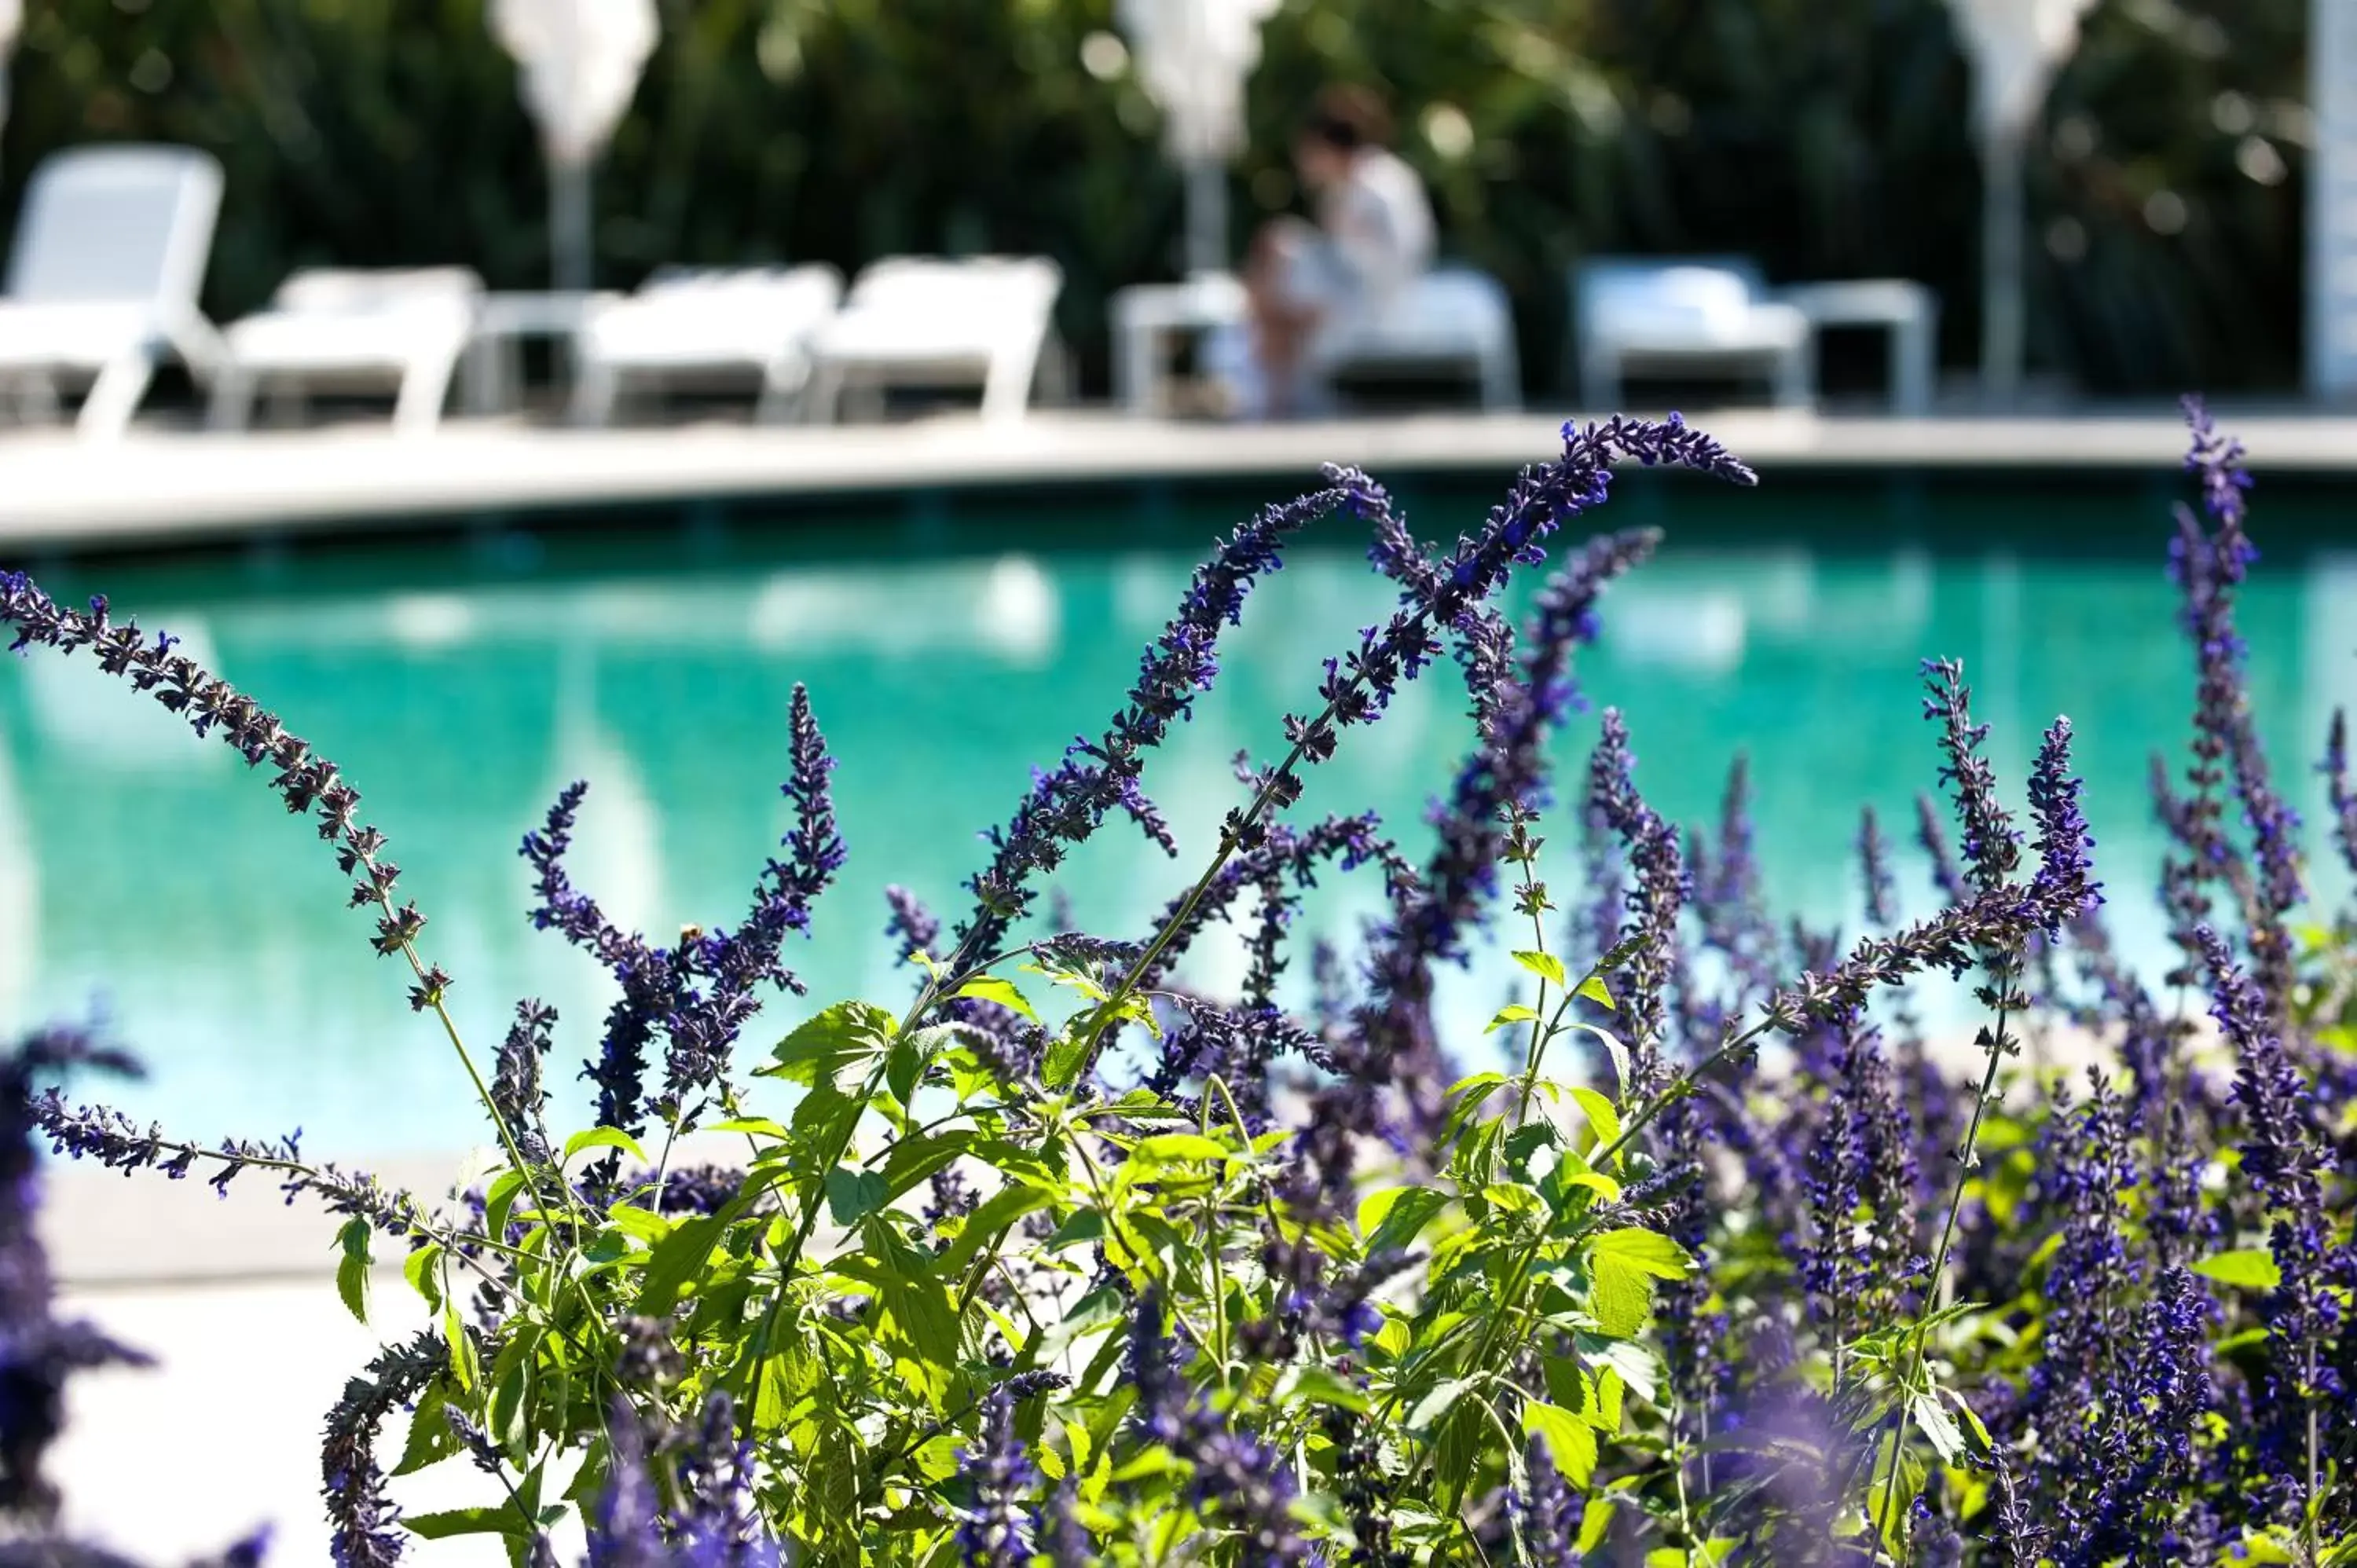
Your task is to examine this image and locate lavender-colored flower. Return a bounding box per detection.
[2028,718,2102,922]
[321,1334,445,1566]
[1039,1481,1091,1566]
[524,686,844,1138]
[1511,1438,1584,1563]
[1912,790,1967,908]
[2023,1075,2143,1524]
[955,1386,1036,1567]
[2324,709,2357,881]
[2068,1264,2216,1563]
[1921,659,2019,894]
[955,485,1346,965]
[2199,924,2344,1520]
[0,1031,152,1522]
[1585,709,1688,1097]
[884,885,943,962]
[2168,398,2301,1006]
[0,577,445,1019]
[491,1000,556,1166]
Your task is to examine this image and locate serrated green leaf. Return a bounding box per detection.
[1523,1400,1599,1486]
[1576,973,1615,1009]
[761,1000,896,1086]
[2194,1247,2281,1290]
[334,1218,372,1326]
[1485,1006,1541,1035]
[706,1116,793,1140]
[824,1166,891,1225]
[1041,1025,1091,1090]
[1909,1388,1967,1464]
[392,1379,460,1477]
[1512,949,1567,987]
[955,976,1039,1023]
[1363,1186,1448,1257]
[562,1127,648,1167]
[403,1243,443,1314]
[1568,1086,1622,1151]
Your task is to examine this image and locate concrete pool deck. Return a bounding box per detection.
[1,405,2354,552]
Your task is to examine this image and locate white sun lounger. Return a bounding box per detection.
[210,267,483,435]
[1318,265,1521,411]
[0,145,228,439]
[803,256,1063,423]
[1574,257,1813,410]
[568,265,845,425]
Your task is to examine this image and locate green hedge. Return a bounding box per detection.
[0,0,2301,396]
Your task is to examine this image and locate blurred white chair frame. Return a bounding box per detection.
[804,256,1064,423]
[568,265,845,425]
[210,267,484,435]
[1574,257,1813,410]
[0,145,229,439]
[1318,266,1521,410]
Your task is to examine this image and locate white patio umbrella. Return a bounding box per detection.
[0,0,23,142]
[491,0,659,293]
[1118,0,1281,277]
[1945,0,2098,405]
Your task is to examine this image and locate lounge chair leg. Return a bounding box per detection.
[755,354,809,425]
[77,353,155,440]
[208,364,257,431]
[568,362,618,427]
[803,364,844,425]
[395,348,461,435]
[980,343,1041,423]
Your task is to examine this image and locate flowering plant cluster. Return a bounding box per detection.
[0,402,2350,1566]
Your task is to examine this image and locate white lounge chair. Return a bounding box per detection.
[211,267,483,435]
[568,265,844,425]
[0,145,227,439]
[804,256,1063,423]
[1318,266,1521,411]
[1573,257,1813,410]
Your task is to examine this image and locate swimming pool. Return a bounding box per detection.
[3,465,2351,1152]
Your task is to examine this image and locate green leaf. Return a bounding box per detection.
[761,1000,896,1086]
[885,1036,924,1107]
[1523,1400,1599,1486]
[2194,1248,2281,1290]
[1484,1006,1540,1035]
[393,1379,460,1477]
[1131,1133,1228,1167]
[1512,949,1567,987]
[879,1130,975,1202]
[562,1127,648,1167]
[1568,1087,1622,1152]
[405,1507,533,1540]
[1571,1021,1633,1097]
[1039,1025,1092,1091]
[824,1166,891,1225]
[954,976,1039,1023]
[706,1116,792,1140]
[1362,1186,1448,1257]
[1908,1388,1967,1464]
[1408,1377,1477,1432]
[1586,1227,1688,1337]
[633,1214,728,1317]
[1575,974,1615,1010]
[937,1182,1056,1276]
[402,1243,443,1314]
[334,1218,372,1326]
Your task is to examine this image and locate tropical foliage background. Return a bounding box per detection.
[0,0,2306,395]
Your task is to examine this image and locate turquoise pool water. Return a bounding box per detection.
[2,469,2352,1153]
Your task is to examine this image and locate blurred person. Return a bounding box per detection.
[1208,85,1435,419]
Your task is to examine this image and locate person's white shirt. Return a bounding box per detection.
[1315,145,1436,328]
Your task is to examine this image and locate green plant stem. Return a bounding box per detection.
[1879,967,2018,1555]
